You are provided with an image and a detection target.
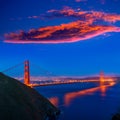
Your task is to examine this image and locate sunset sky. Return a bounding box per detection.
[0,0,120,76]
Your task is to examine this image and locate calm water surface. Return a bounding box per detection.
[35,82,120,120]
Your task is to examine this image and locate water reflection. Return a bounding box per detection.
[65,80,115,106]
[49,97,59,106]
[49,78,116,107]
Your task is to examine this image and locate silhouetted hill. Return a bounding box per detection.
[112,113,120,120]
[0,73,60,120]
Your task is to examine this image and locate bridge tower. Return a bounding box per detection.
[100,71,104,86]
[24,60,30,85]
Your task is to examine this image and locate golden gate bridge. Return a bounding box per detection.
[1,60,117,88]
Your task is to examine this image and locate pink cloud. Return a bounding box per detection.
[5,7,120,44]
[4,21,120,44]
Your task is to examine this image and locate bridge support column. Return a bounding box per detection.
[100,71,104,86]
[24,60,30,85]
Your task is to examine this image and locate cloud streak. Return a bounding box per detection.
[47,7,120,23]
[5,7,120,44]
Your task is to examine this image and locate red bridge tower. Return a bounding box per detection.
[24,60,30,85]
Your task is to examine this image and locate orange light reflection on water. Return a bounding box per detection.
[65,79,116,106]
[49,97,59,106]
[48,78,116,107]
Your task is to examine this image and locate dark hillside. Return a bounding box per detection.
[0,73,60,120]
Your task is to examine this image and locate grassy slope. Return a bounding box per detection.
[0,73,60,120]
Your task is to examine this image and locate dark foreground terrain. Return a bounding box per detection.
[0,73,60,120]
[112,113,120,120]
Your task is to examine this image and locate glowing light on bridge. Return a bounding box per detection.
[100,71,105,86]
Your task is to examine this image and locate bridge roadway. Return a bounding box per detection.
[28,78,114,87]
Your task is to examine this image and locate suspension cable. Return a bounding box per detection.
[2,62,24,73]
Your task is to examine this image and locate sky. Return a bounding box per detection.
[0,0,120,76]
